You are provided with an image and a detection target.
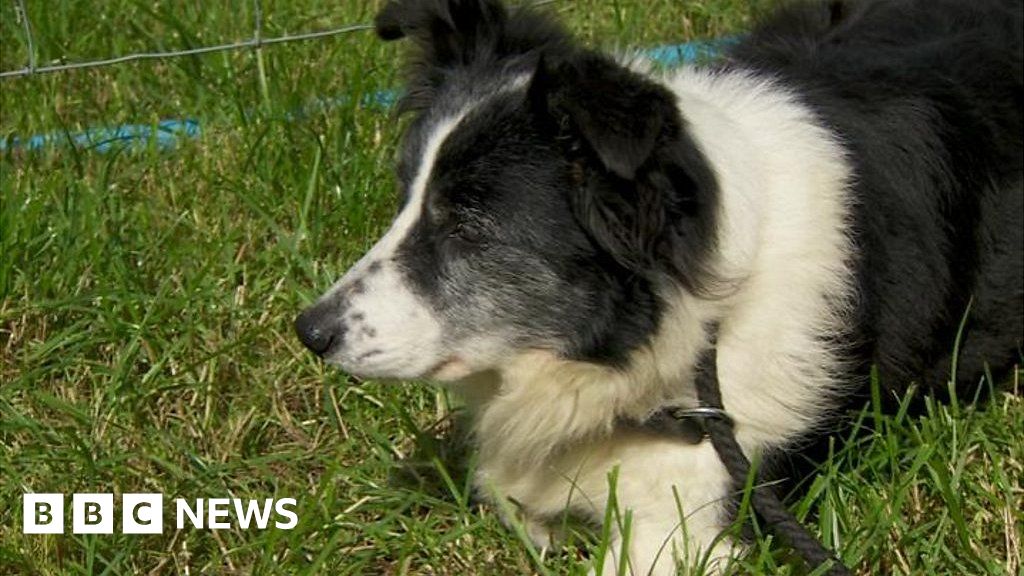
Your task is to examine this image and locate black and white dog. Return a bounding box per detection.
[296,0,1023,573]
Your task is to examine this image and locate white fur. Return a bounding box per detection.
[323,76,535,381]
[460,66,854,575]
[667,68,855,446]
[322,113,468,379]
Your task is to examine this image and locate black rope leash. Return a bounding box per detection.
[638,325,852,575]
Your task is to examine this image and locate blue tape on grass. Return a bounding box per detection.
[0,119,201,153]
[645,37,738,66]
[0,38,731,155]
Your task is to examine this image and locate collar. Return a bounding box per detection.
[625,324,733,443]
[628,404,733,444]
[620,323,851,574]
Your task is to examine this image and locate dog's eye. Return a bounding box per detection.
[450,223,486,245]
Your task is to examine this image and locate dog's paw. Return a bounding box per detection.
[524,517,564,550]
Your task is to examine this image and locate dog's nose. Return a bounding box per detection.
[294,305,344,357]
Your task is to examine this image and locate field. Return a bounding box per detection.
[1,0,1021,574]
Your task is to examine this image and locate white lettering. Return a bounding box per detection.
[233,499,274,529]
[274,498,298,529]
[207,498,231,529]
[176,498,203,529]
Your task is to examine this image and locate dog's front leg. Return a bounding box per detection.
[577,437,738,576]
[478,431,740,575]
[592,511,735,576]
[493,496,564,551]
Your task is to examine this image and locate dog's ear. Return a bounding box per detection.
[375,0,508,66]
[377,0,569,113]
[530,54,718,287]
[376,0,569,71]
[530,53,678,180]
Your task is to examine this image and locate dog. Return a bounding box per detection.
[295,0,1023,573]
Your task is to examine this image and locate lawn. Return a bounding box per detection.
[1,1,1020,574]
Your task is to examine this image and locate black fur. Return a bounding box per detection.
[376,0,722,363]
[391,80,669,364]
[530,53,720,293]
[375,0,570,114]
[731,0,1024,404]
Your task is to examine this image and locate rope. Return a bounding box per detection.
[693,325,852,576]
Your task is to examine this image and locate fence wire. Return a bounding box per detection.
[1,0,565,80]
[1,0,374,79]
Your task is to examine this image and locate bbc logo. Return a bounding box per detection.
[23,493,298,534]
[23,493,163,534]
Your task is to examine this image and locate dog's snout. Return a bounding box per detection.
[295,305,344,357]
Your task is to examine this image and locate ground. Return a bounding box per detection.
[0,1,1021,574]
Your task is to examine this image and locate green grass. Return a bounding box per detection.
[1,1,1021,574]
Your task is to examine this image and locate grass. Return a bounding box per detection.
[1,0,1021,574]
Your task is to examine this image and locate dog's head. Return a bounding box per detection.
[295,0,717,381]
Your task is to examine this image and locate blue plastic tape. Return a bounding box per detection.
[0,39,729,155]
[0,119,201,153]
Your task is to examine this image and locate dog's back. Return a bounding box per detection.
[734,0,1024,401]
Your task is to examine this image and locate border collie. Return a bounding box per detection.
[296,0,1023,573]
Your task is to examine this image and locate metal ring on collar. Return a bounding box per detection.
[669,406,734,427]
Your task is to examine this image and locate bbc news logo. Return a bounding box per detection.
[23,493,298,534]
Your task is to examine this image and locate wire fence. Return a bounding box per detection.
[0,0,567,80]
[0,0,725,154]
[1,0,374,79]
